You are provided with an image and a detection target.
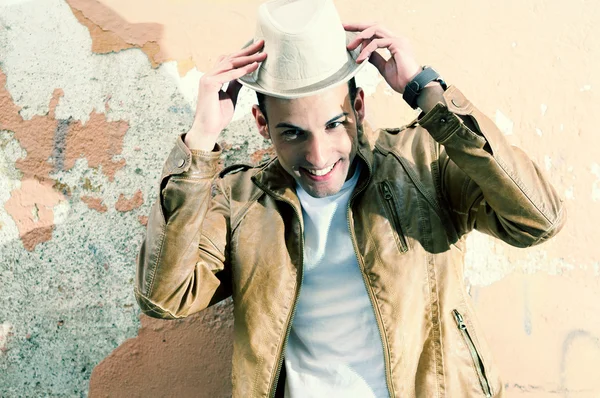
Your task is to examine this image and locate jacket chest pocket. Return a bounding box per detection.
[378,181,409,253]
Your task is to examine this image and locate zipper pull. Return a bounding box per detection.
[453,309,467,330]
[382,183,393,200]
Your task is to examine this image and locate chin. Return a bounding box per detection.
[299,175,346,198]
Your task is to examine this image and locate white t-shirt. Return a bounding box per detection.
[284,165,389,398]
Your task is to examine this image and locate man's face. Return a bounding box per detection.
[252,83,365,198]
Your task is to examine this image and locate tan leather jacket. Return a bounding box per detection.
[136,86,566,397]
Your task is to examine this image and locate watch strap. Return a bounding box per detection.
[402,66,447,109]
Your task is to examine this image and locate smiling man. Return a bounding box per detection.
[135,0,566,397]
[253,81,362,198]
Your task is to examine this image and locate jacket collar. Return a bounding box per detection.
[251,122,375,209]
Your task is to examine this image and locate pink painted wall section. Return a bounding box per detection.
[0,0,597,396]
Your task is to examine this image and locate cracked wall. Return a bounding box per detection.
[0,0,598,396]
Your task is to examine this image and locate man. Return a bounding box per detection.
[135,0,566,397]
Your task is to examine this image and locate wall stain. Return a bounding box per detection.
[115,190,143,212]
[559,329,600,397]
[66,0,164,68]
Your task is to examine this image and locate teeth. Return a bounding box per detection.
[307,162,336,176]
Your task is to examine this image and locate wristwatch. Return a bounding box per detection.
[402,66,447,109]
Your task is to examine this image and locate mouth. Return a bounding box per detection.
[301,160,340,181]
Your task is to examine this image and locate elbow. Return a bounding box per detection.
[531,203,567,246]
[510,204,567,248]
[134,288,186,320]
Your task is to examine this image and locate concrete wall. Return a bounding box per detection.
[0,0,597,396]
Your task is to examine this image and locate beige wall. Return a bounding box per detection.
[0,0,598,396]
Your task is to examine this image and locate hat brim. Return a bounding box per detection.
[237,31,368,99]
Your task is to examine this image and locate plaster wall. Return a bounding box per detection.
[0,0,597,396]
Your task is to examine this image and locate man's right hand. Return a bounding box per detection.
[184,40,267,151]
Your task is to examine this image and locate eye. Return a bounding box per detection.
[326,121,343,130]
[281,129,302,140]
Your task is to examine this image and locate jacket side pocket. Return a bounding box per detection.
[379,181,409,253]
[452,309,493,397]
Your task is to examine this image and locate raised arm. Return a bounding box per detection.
[345,22,565,246]
[135,41,267,318]
[419,85,566,246]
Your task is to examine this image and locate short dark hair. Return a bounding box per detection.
[256,77,358,124]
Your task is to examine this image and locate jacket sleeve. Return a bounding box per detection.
[135,135,232,319]
[418,86,566,247]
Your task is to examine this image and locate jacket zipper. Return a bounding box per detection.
[267,195,304,398]
[452,309,492,397]
[379,181,409,253]
[346,160,395,397]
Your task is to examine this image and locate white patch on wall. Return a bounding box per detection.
[383,85,395,96]
[53,200,71,226]
[464,229,578,286]
[535,128,543,136]
[162,61,203,115]
[495,110,513,135]
[0,131,24,245]
[540,104,547,116]
[0,0,35,5]
[580,85,592,92]
[591,163,600,202]
[564,186,575,200]
[0,322,13,353]
[354,62,384,98]
[544,155,552,171]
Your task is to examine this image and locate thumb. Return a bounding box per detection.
[368,51,387,76]
[225,79,243,106]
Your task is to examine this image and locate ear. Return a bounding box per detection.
[352,87,366,125]
[252,104,270,140]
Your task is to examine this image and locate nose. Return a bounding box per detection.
[304,133,331,169]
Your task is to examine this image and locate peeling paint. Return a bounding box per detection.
[0,0,598,396]
[115,189,143,212]
[63,103,129,181]
[4,179,63,251]
[250,147,276,164]
[66,0,164,68]
[0,69,62,181]
[81,196,108,213]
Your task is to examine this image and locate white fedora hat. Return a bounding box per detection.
[237,0,368,99]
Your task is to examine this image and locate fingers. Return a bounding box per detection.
[203,42,267,89]
[345,23,395,51]
[343,22,375,32]
[230,39,265,58]
[217,61,260,85]
[356,38,393,63]
[213,52,267,75]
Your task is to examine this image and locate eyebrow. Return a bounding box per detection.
[275,112,348,130]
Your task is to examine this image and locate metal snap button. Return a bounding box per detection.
[440,118,447,123]
[451,98,462,108]
[177,158,185,168]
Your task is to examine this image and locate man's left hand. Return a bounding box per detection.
[344,23,421,94]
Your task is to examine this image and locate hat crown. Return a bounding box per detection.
[251,0,349,90]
